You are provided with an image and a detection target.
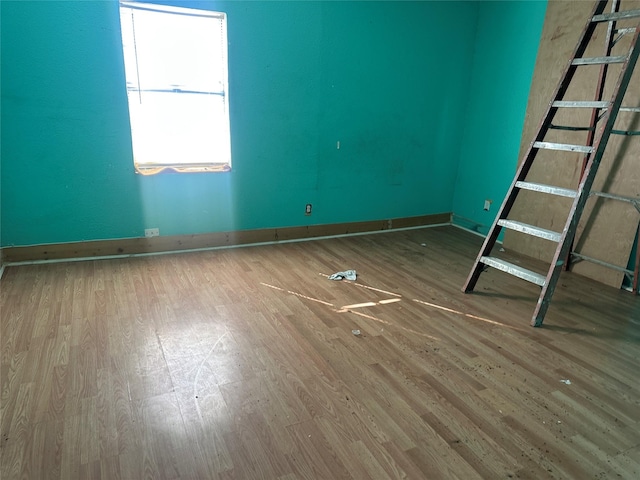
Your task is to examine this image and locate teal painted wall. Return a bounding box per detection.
[452,1,547,235]
[1,1,145,245]
[1,0,480,247]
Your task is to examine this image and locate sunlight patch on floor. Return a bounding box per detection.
[260,280,439,340]
[337,297,402,312]
[260,282,335,307]
[412,298,525,331]
[318,273,402,297]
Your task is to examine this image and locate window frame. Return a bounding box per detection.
[119,1,232,175]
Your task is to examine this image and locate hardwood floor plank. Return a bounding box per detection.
[223,428,278,480]
[172,387,234,477]
[60,414,82,480]
[312,415,374,478]
[132,392,197,480]
[404,439,482,480]
[285,419,351,479]
[95,367,118,460]
[0,351,27,434]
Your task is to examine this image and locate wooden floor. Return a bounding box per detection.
[1,226,639,479]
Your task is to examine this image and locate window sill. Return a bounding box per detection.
[135,163,231,175]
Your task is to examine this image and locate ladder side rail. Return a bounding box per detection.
[462,0,608,293]
[567,0,620,271]
[634,223,640,295]
[531,25,640,326]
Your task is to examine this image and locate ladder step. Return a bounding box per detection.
[552,100,610,108]
[515,181,577,198]
[572,55,627,65]
[592,9,640,22]
[591,191,640,210]
[555,105,640,113]
[497,220,562,242]
[480,256,546,287]
[533,141,594,153]
[614,27,638,36]
[571,252,634,275]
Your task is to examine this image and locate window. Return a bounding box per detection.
[119,2,231,174]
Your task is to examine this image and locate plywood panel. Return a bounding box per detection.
[504,0,640,288]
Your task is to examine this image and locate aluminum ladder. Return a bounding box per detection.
[462,0,640,327]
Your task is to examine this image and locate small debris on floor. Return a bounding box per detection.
[352,329,361,336]
[421,243,427,247]
[499,247,506,252]
[328,269,357,281]
[560,379,571,385]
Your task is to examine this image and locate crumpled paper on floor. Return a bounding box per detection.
[328,270,357,281]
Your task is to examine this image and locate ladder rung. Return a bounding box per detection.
[571,252,634,275]
[480,257,546,287]
[613,27,637,47]
[533,141,594,153]
[591,191,640,210]
[515,181,577,198]
[497,220,562,242]
[592,9,640,22]
[612,129,640,136]
[614,27,638,35]
[550,124,593,132]
[552,101,609,108]
[585,106,640,113]
[572,55,627,65]
[551,104,640,113]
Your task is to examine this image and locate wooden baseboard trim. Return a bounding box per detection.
[2,213,452,263]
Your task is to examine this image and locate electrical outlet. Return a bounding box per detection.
[484,199,492,211]
[144,228,159,238]
[305,204,312,216]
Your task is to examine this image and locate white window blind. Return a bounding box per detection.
[119,2,231,174]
